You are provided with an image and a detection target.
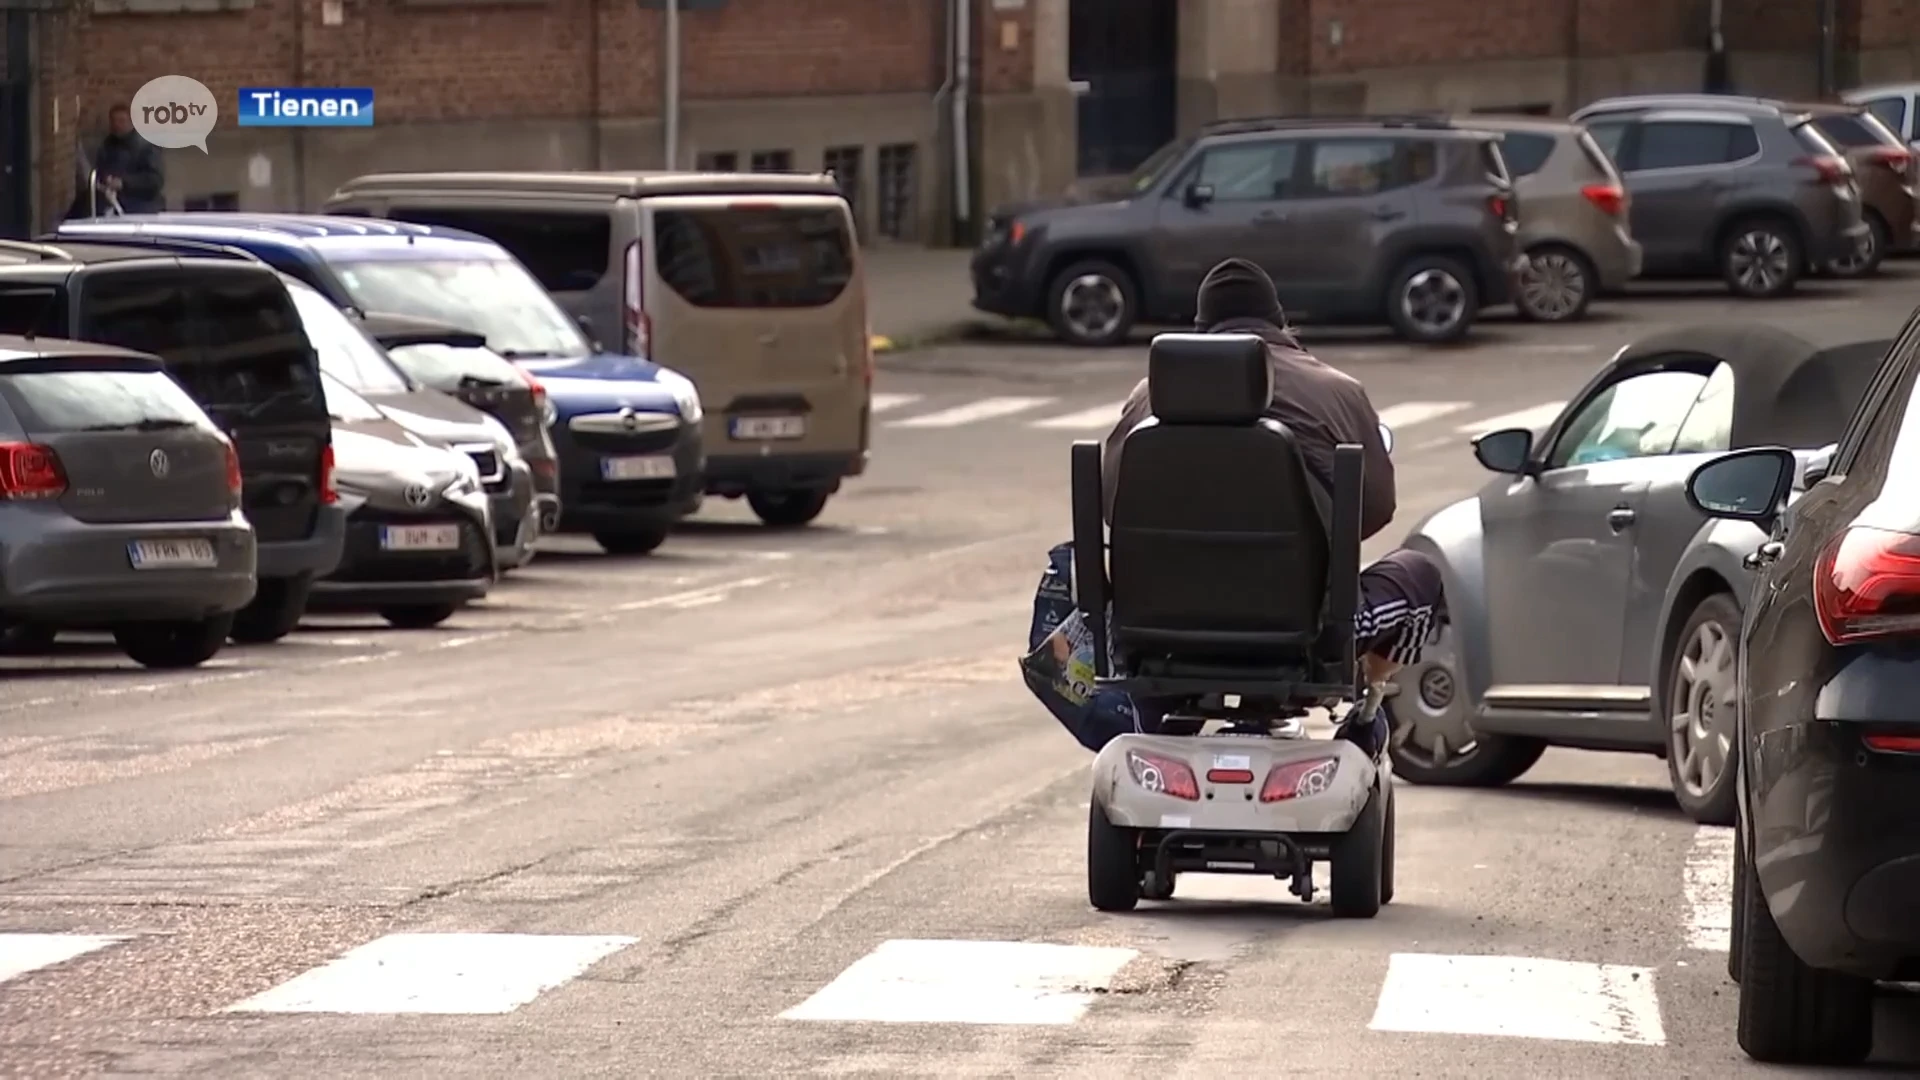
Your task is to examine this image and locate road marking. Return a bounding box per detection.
[781,939,1139,1025]
[1031,401,1128,430]
[435,632,510,650]
[1377,401,1469,429]
[887,396,1054,429]
[1684,825,1734,952]
[610,576,774,612]
[223,933,636,1015]
[0,933,132,985]
[869,392,922,414]
[1456,401,1565,435]
[1369,953,1665,1046]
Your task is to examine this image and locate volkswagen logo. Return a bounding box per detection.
[403,482,432,508]
[619,406,639,432]
[148,448,170,479]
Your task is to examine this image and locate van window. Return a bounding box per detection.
[653,205,853,309]
[329,257,591,360]
[284,280,411,394]
[0,362,210,434]
[385,208,612,292]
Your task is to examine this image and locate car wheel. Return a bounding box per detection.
[1729,826,1748,981]
[1720,218,1803,298]
[747,489,830,528]
[1735,813,1874,1064]
[229,577,310,644]
[1385,624,1547,786]
[1045,259,1137,347]
[379,604,460,629]
[0,623,59,654]
[113,614,235,670]
[1386,254,1478,344]
[1828,212,1888,278]
[1514,245,1595,322]
[1664,593,1741,826]
[593,529,668,556]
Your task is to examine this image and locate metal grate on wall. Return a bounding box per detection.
[875,143,917,241]
[822,145,863,241]
[749,149,793,173]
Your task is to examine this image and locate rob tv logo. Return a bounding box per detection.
[130,76,219,153]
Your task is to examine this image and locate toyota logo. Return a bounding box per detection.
[148,448,170,478]
[403,482,432,508]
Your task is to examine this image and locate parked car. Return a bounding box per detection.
[1569,96,1870,298]
[279,277,540,570]
[321,171,870,529]
[1383,325,1885,823]
[964,114,1523,346]
[1787,100,1917,274]
[1680,302,1920,1066]
[0,336,255,668]
[352,311,562,536]
[1457,114,1641,322]
[50,215,704,555]
[0,237,343,644]
[1842,81,1920,151]
[313,372,495,629]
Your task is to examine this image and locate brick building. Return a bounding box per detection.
[8,0,1919,243]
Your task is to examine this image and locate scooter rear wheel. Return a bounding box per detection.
[1087,800,1141,912]
[1380,782,1396,906]
[1329,780,1387,918]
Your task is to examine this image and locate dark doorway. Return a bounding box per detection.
[1069,0,1177,178]
[1,11,32,239]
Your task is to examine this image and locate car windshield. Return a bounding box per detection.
[284,280,412,395]
[329,258,591,360]
[1129,139,1192,193]
[385,342,526,390]
[320,369,387,422]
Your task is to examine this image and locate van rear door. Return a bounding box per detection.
[640,194,869,459]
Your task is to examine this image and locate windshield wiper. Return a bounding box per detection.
[77,417,195,433]
[496,349,556,360]
[457,373,510,388]
[236,387,322,420]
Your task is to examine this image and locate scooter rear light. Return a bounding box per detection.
[1863,734,1920,753]
[1260,757,1339,802]
[1127,750,1199,801]
[1206,768,1255,784]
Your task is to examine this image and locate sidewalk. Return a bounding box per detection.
[863,243,986,354]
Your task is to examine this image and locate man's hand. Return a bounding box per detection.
[102,175,122,191]
[1362,652,1401,685]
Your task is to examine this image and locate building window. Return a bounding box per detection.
[876,143,918,241]
[695,151,738,172]
[182,192,240,211]
[823,145,864,238]
[749,149,793,173]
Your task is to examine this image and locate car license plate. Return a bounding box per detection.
[601,455,676,481]
[127,538,217,570]
[730,415,806,440]
[379,524,461,551]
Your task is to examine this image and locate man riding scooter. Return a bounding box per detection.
[1023,258,1446,755]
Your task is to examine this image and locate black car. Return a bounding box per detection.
[1682,306,1920,1066]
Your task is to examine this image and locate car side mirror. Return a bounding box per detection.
[1686,447,1796,527]
[1802,442,1837,487]
[1184,183,1214,209]
[1378,423,1394,455]
[1472,427,1533,475]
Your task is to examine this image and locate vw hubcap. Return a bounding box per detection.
[1671,619,1736,797]
[1388,627,1480,768]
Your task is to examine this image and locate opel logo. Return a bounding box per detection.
[403,482,432,508]
[619,406,638,432]
[148,448,170,478]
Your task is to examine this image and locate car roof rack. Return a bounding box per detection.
[0,238,74,261]
[1199,113,1454,135]
[37,232,265,264]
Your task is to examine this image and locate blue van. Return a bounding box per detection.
[53,215,705,556]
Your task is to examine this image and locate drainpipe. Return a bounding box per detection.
[1705,0,1730,93]
[932,0,956,243]
[1817,0,1836,98]
[663,0,681,168]
[952,0,973,239]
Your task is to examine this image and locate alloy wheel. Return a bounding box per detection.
[1518,251,1588,320]
[1400,268,1467,336]
[1729,230,1791,294]
[1671,618,1737,797]
[1059,274,1125,342]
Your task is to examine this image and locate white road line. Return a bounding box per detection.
[1456,401,1566,435]
[1031,401,1128,430]
[223,933,636,1015]
[0,933,131,985]
[869,392,922,414]
[781,939,1139,1025]
[1377,401,1470,430]
[887,396,1054,429]
[1684,825,1735,952]
[1370,953,1665,1046]
[610,575,774,613]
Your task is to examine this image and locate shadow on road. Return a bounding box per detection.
[1480,780,1690,820]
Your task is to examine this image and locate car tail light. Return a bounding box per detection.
[1795,154,1850,185]
[319,443,338,505]
[1580,183,1625,217]
[515,365,557,427]
[1863,733,1920,753]
[1813,526,1920,644]
[0,441,65,500]
[223,440,243,502]
[622,239,651,357]
[1868,146,1912,173]
[1487,193,1510,220]
[1126,749,1199,801]
[1260,757,1340,802]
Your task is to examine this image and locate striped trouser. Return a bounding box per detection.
[1353,549,1447,667]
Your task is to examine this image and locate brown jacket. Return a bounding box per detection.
[1101,318,1396,540]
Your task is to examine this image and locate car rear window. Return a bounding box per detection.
[1792,121,1844,157]
[1574,130,1623,182]
[1813,113,1895,148]
[382,207,614,293]
[0,359,209,434]
[1477,139,1511,183]
[1496,132,1557,177]
[653,204,854,309]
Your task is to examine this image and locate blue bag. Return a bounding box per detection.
[1019,542,1140,752]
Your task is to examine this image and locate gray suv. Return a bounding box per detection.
[970,115,1524,345]
[1569,96,1870,299]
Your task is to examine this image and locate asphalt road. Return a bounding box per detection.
[5,270,1920,1078]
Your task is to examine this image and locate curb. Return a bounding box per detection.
[870,320,981,357]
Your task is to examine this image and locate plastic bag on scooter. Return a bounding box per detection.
[1019,542,1139,752]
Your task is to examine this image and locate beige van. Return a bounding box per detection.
[323,171,872,529]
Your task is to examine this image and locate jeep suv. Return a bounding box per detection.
[970,115,1524,346]
[0,238,344,644]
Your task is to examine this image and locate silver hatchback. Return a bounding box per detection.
[0,337,256,668]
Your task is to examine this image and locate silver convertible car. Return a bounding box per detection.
[1384,325,1886,824]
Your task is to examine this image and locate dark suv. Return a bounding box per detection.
[970,115,1524,346]
[0,239,343,644]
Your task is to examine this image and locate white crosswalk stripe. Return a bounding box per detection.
[869,392,922,414]
[1377,401,1469,429]
[1455,401,1566,435]
[1030,401,1129,430]
[887,395,1055,428]
[0,932,130,985]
